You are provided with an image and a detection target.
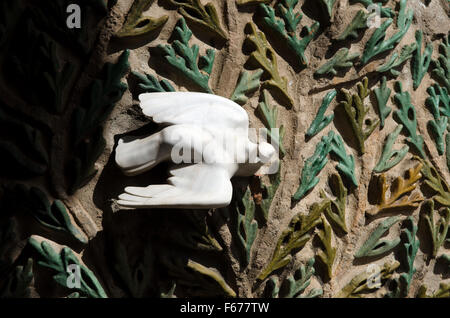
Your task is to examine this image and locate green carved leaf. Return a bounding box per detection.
[246,22,293,107]
[419,158,450,207]
[237,0,271,5]
[317,0,336,21]
[361,0,413,65]
[256,89,286,157]
[355,216,401,258]
[158,18,215,93]
[115,0,168,39]
[112,240,155,297]
[292,131,333,201]
[0,258,33,298]
[422,199,450,258]
[335,10,371,41]
[387,216,419,298]
[232,187,258,267]
[169,0,228,41]
[393,82,426,158]
[334,261,400,298]
[329,132,357,187]
[161,254,236,297]
[349,0,394,18]
[418,282,450,298]
[367,163,423,216]
[315,48,359,76]
[264,258,323,298]
[432,33,449,92]
[374,125,409,173]
[377,43,417,77]
[258,200,327,280]
[230,69,263,105]
[340,76,379,155]
[412,30,433,90]
[133,71,175,92]
[1,184,87,244]
[306,89,336,139]
[426,85,449,155]
[447,133,450,173]
[0,218,16,273]
[69,49,130,194]
[0,106,49,177]
[321,173,348,234]
[258,167,282,223]
[29,238,107,298]
[316,216,336,280]
[374,76,392,129]
[259,1,320,67]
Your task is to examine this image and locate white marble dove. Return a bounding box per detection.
[115,92,279,209]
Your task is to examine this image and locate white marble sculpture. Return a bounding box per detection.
[115,92,279,209]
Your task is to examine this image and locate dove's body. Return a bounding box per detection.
[115,92,278,209]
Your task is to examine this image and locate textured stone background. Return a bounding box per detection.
[0,0,449,298]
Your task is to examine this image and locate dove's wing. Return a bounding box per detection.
[117,163,236,209]
[139,92,249,131]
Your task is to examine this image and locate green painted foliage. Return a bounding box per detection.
[113,240,155,297]
[230,69,263,105]
[133,72,175,93]
[374,125,409,173]
[237,0,271,5]
[426,85,449,155]
[349,0,394,18]
[258,201,327,281]
[422,199,450,258]
[335,10,371,41]
[335,261,400,298]
[161,254,236,297]
[340,77,379,155]
[246,22,293,107]
[258,168,282,224]
[377,43,417,77]
[316,216,336,280]
[115,0,168,39]
[374,76,391,129]
[29,238,107,298]
[158,18,215,93]
[292,132,333,201]
[360,0,413,65]
[265,258,323,298]
[233,187,258,267]
[317,0,336,21]
[256,90,286,157]
[0,106,49,177]
[393,82,426,158]
[306,89,336,139]
[355,216,401,258]
[419,159,450,207]
[0,258,33,298]
[69,49,130,194]
[169,0,228,41]
[315,48,359,76]
[1,184,87,244]
[387,217,419,298]
[412,30,433,90]
[259,0,320,67]
[321,173,348,234]
[432,33,450,92]
[329,132,357,187]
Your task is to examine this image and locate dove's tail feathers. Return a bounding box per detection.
[115,133,171,176]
